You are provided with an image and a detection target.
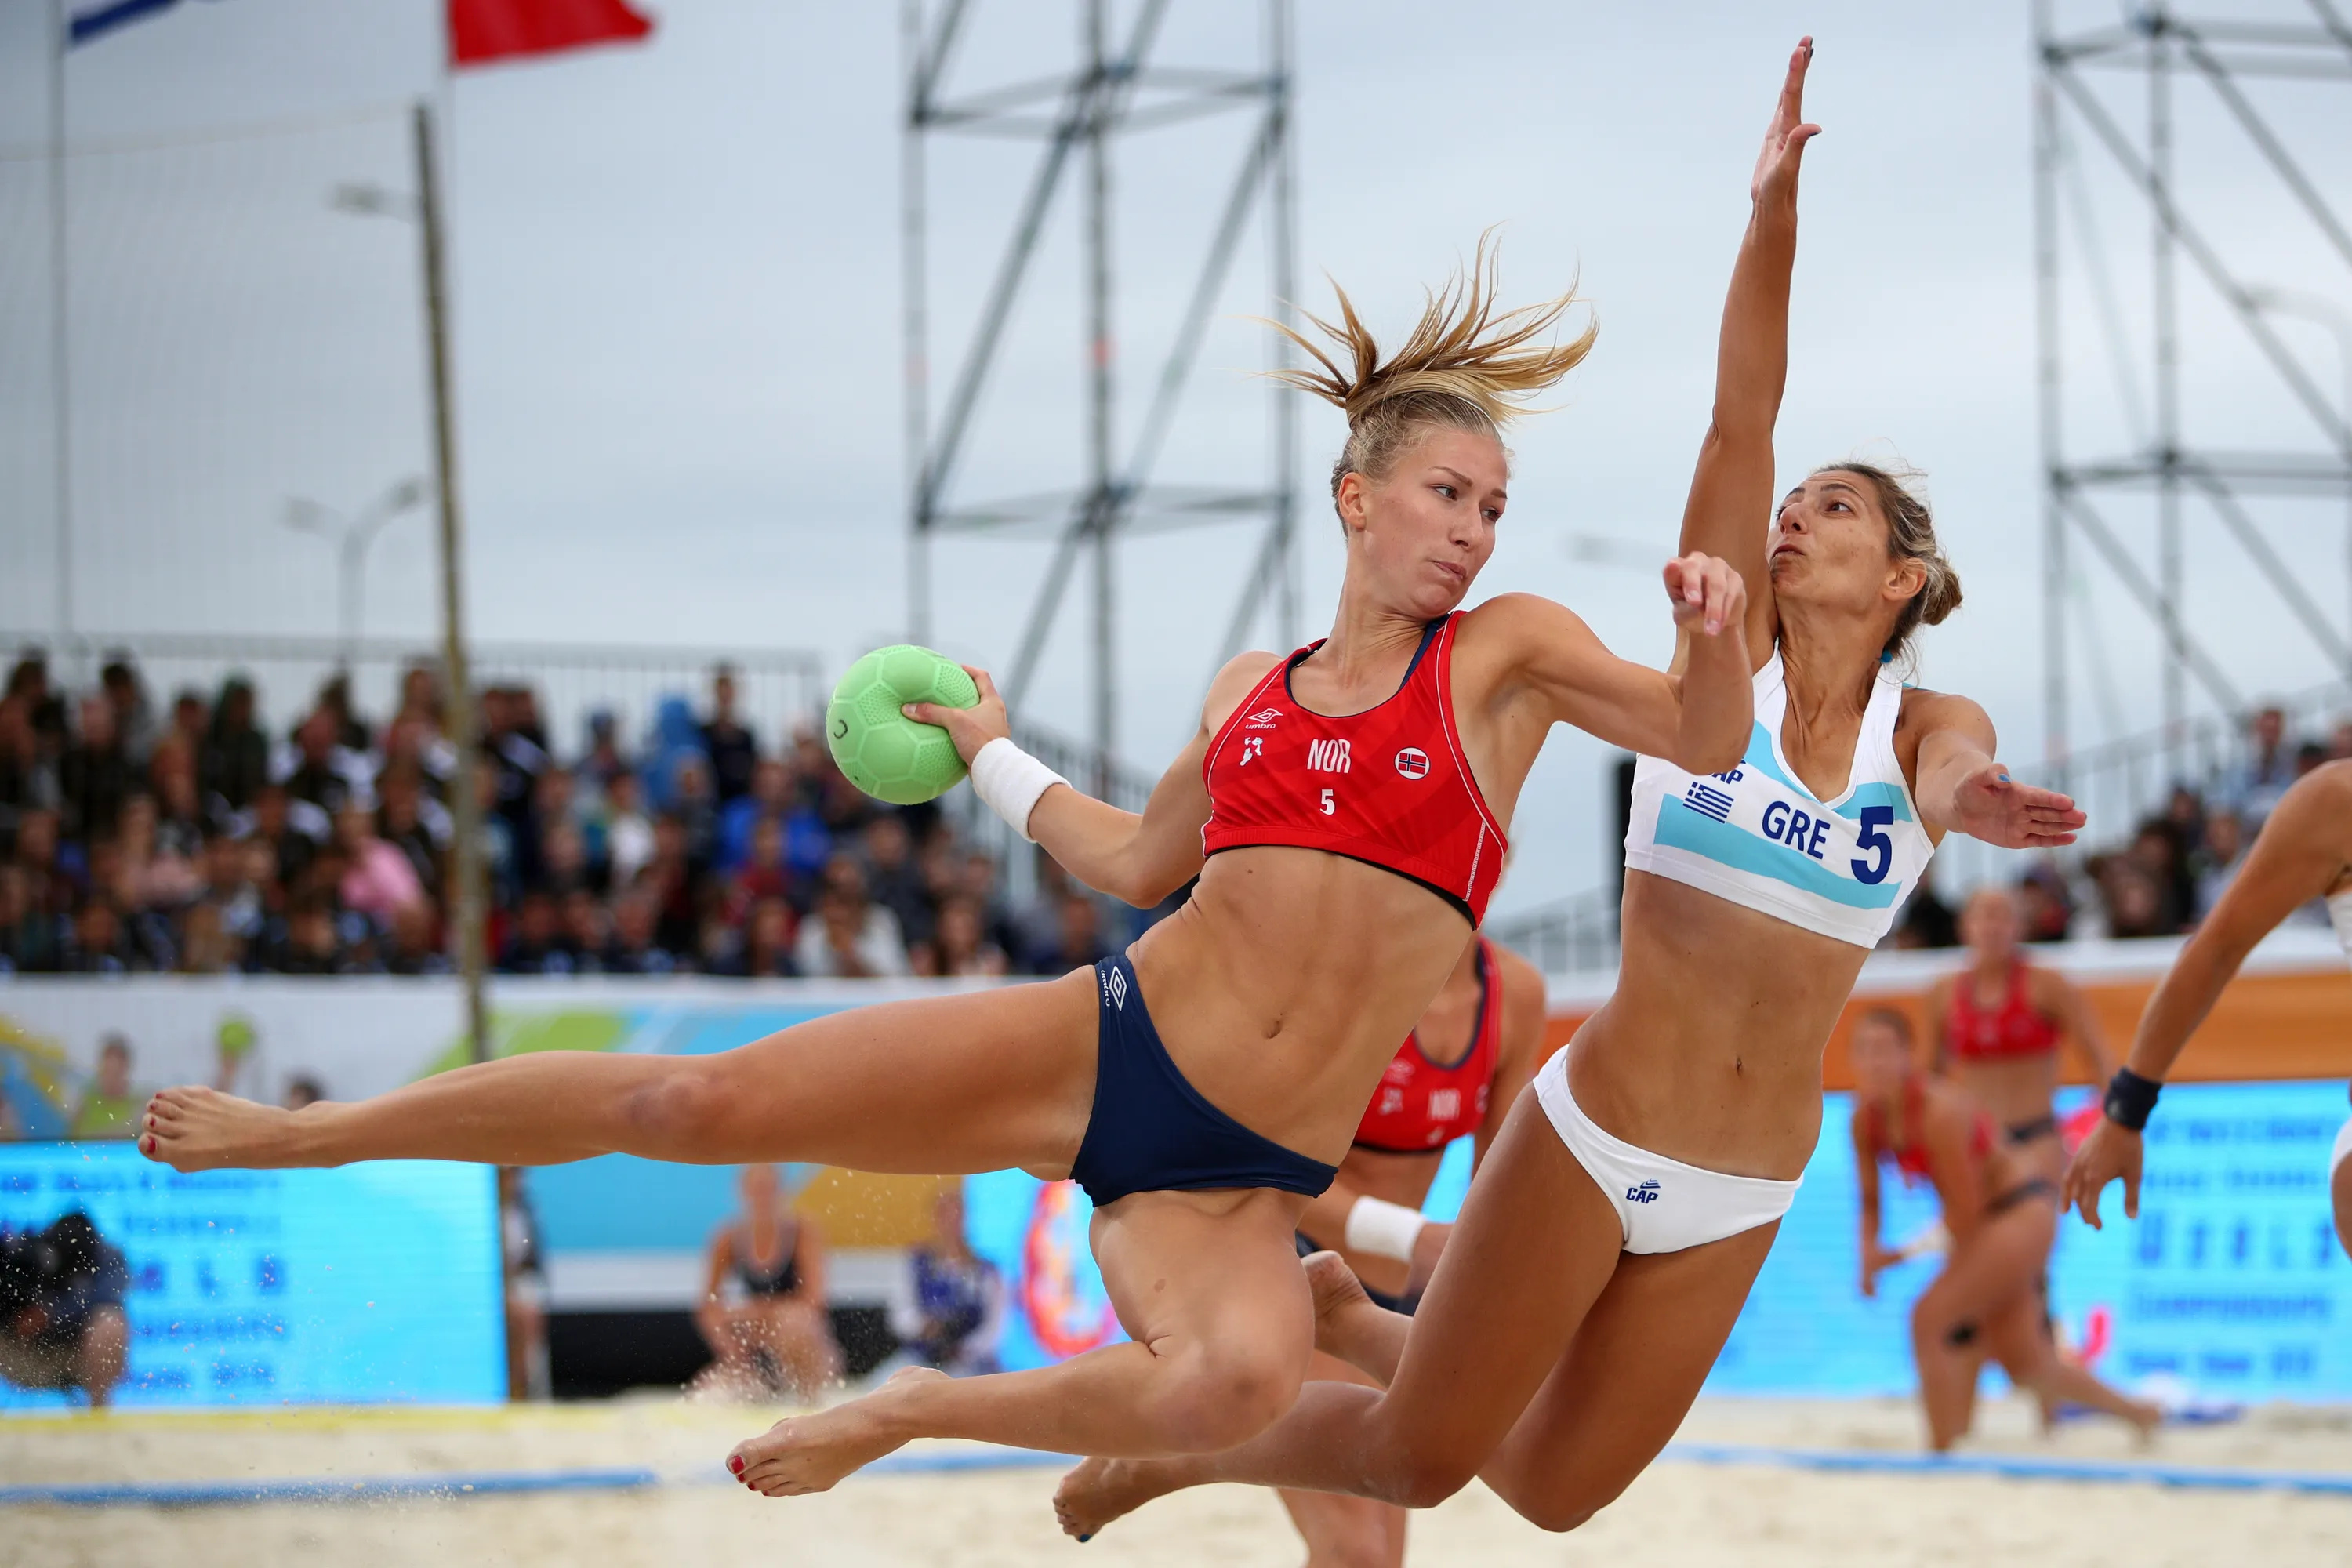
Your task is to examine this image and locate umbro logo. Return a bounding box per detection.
[1625,1178,1661,1204]
[1395,747,1430,779]
[1104,966,1128,1011]
[1245,708,1283,731]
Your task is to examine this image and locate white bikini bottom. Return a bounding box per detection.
[2332,1115,2352,1178]
[1533,1046,1802,1256]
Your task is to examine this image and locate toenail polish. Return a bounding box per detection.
[728,1457,744,1475]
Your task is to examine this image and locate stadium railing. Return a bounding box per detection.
[10,630,830,757]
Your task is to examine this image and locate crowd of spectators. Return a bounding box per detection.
[0,648,1147,982]
[1887,702,2352,950]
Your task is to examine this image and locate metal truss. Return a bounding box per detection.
[900,0,1298,789]
[2034,1,2352,785]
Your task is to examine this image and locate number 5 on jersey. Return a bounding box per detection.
[1319,788,1335,816]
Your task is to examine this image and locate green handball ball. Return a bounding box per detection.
[826,644,981,805]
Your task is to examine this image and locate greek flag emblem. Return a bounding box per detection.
[1683,782,1735,822]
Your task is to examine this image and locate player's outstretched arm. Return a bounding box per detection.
[2065,762,2352,1228]
[1679,37,1819,666]
[1473,554,1752,777]
[1907,694,2085,850]
[908,658,1266,909]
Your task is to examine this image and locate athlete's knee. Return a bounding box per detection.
[1152,1338,1303,1451]
[1486,1461,1625,1534]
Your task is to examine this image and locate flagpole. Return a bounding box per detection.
[49,0,74,651]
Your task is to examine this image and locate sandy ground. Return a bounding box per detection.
[5,1393,2352,1567]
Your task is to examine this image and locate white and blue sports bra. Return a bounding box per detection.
[1623,652,1936,948]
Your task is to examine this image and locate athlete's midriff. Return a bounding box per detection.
[1125,842,1474,1168]
[1567,869,1869,1180]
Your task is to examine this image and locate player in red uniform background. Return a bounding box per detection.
[1279,935,1546,1568]
[1923,886,2114,1186]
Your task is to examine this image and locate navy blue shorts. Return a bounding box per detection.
[1068,953,1338,1210]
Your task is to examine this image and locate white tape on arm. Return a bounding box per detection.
[967,736,1069,844]
[1342,1196,1425,1264]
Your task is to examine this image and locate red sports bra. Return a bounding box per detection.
[1353,938,1503,1153]
[1947,962,2060,1062]
[1867,1077,1993,1185]
[1200,614,1506,925]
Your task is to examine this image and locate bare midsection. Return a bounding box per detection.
[1952,1054,2063,1130]
[1127,846,1472,1163]
[1566,872,1870,1179]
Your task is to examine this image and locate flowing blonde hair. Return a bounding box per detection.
[1266,233,1598,515]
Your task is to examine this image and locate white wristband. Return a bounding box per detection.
[1342,1196,1425,1264]
[967,736,1069,843]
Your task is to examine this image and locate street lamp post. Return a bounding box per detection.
[2245,286,2352,654]
[282,477,428,669]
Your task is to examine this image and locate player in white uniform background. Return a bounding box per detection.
[2065,758,2352,1256]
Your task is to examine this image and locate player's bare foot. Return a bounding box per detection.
[726,1366,944,1497]
[137,1087,308,1172]
[2127,1399,2162,1447]
[1054,1454,1178,1542]
[1302,1249,1377,1360]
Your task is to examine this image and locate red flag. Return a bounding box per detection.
[449,0,653,67]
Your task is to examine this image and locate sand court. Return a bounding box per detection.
[7,1395,2351,1566]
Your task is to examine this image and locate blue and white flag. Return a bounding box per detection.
[69,0,221,48]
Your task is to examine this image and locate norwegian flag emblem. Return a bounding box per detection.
[1394,746,1431,779]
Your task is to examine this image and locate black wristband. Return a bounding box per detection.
[2103,1067,2162,1132]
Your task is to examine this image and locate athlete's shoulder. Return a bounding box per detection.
[1896,684,1993,746]
[1490,940,1546,1006]
[1200,650,1284,733]
[1457,591,1589,641]
[1490,942,1548,1045]
[2262,758,2352,850]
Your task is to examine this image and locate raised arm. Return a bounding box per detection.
[1679,38,1820,666]
[909,656,1273,909]
[2064,762,2352,1228]
[1468,556,1752,781]
[1905,691,2085,850]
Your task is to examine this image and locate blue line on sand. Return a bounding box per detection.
[11,1444,2347,1509]
[0,1468,660,1509]
[1667,1442,2352,1497]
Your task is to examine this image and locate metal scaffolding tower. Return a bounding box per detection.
[2034,2,2352,786]
[899,0,1298,789]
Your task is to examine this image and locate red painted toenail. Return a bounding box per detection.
[728,1456,744,1475]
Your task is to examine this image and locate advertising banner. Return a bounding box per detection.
[2,976,2344,1402]
[0,1142,503,1410]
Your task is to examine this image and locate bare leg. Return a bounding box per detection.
[1054,1094,1624,1540]
[1910,1200,2071,1451]
[73,1307,127,1410]
[729,1186,1316,1495]
[1301,1251,1410,1387]
[1278,1351,1408,1568]
[1987,1288,2158,1439]
[2334,1156,2352,1261]
[141,970,1098,1177]
[756,1299,843,1397]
